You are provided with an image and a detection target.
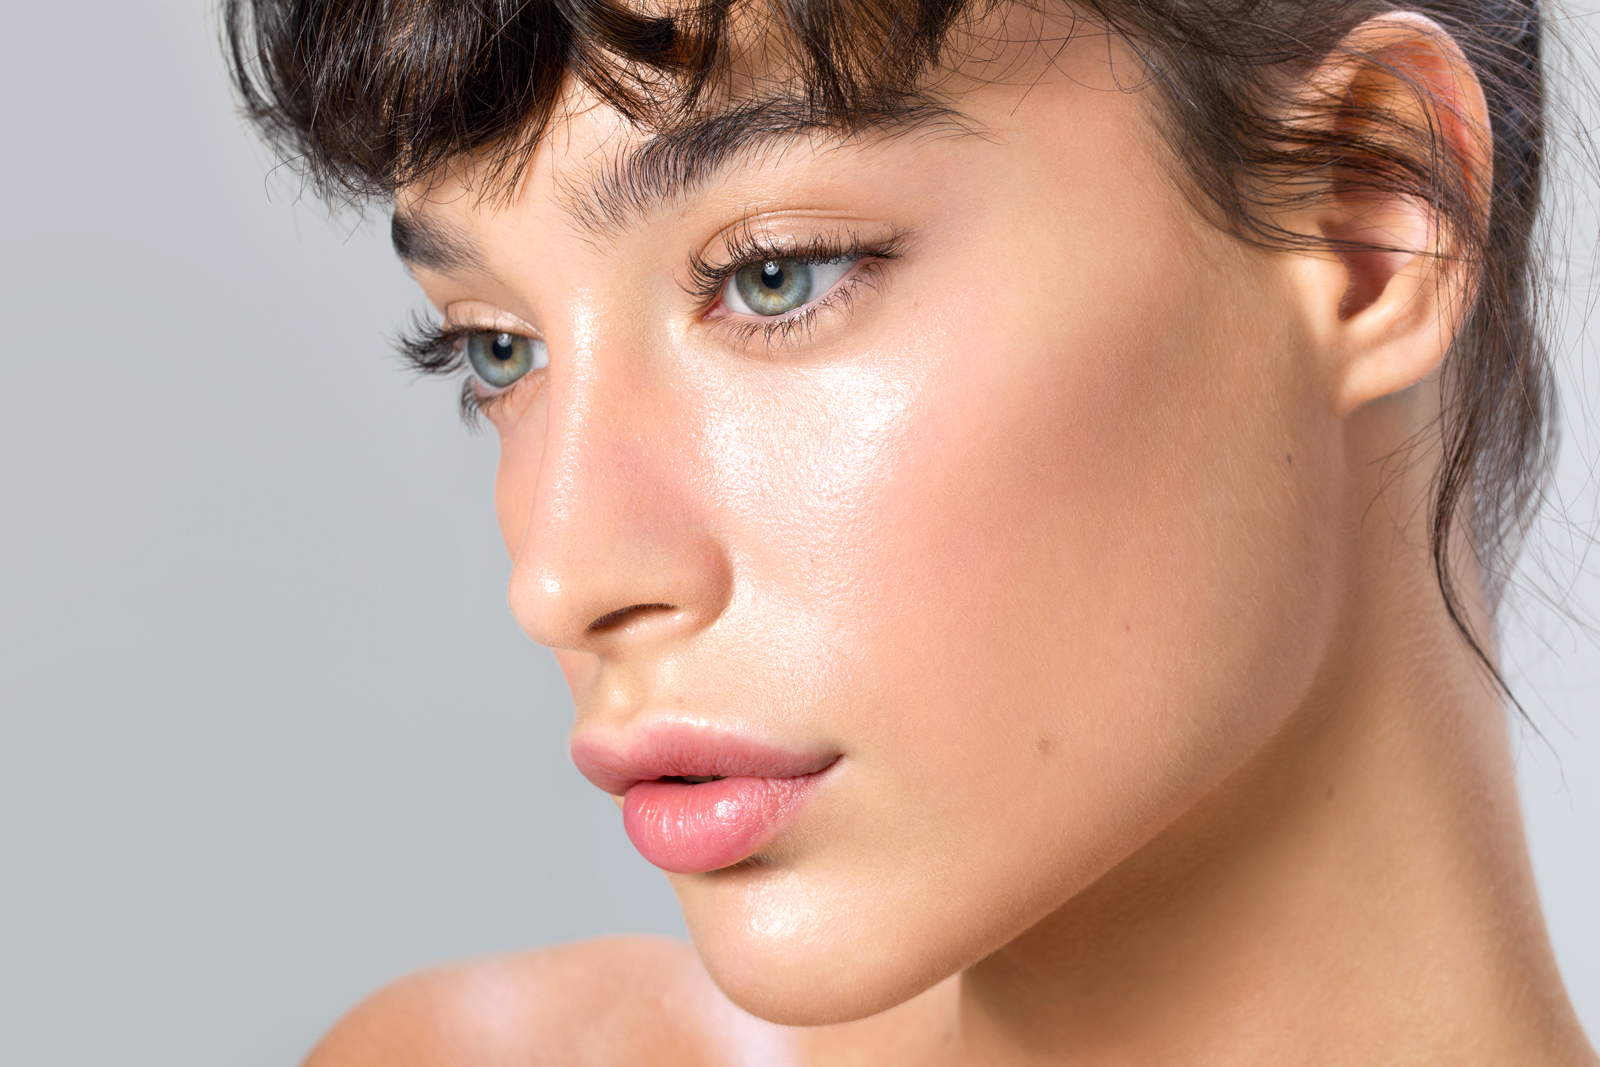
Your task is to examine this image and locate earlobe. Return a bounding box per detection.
[1283,13,1493,416]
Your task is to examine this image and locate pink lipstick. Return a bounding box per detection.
[570,722,837,874]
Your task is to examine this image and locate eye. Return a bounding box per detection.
[723,257,856,317]
[464,331,547,389]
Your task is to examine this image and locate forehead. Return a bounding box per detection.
[391,95,973,271]
[390,5,1125,263]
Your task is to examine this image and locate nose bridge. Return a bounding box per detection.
[508,320,731,653]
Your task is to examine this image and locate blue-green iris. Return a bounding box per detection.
[466,331,545,389]
[734,259,815,316]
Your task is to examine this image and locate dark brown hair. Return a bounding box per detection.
[224,0,1551,682]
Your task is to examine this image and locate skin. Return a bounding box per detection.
[305,9,1597,1065]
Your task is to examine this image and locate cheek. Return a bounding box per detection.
[881,293,1336,793]
[681,220,1348,1023]
[722,224,1339,802]
[914,264,1333,811]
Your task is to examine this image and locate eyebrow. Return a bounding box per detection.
[391,211,486,274]
[390,96,973,271]
[563,97,973,240]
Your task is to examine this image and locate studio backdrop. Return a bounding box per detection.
[0,2,1595,1064]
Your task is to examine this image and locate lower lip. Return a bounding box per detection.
[622,773,822,874]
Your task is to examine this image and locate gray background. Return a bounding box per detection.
[0,2,1594,1064]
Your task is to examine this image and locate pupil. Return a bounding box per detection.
[493,333,513,360]
[761,261,784,289]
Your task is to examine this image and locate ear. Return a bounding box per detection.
[1282,13,1493,417]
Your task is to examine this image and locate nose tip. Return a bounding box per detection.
[509,534,732,654]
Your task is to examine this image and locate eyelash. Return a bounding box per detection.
[393,226,906,421]
[392,313,509,424]
[686,225,905,347]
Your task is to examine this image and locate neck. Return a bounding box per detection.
[949,391,1592,1065]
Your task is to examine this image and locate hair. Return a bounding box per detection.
[224,0,1552,685]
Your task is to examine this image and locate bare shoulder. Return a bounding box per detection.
[300,936,725,1067]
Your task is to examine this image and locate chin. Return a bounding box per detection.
[667,858,1005,1026]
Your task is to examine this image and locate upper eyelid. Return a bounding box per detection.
[440,302,541,336]
[444,320,544,337]
[698,224,879,270]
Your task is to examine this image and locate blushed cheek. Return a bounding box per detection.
[834,237,1317,798]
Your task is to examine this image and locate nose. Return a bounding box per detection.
[505,340,733,654]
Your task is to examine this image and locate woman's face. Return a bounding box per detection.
[404,23,1352,1024]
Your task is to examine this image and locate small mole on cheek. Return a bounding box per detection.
[1286,453,1294,464]
[1035,735,1052,756]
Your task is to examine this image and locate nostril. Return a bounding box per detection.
[587,602,678,633]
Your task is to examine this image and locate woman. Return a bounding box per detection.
[228,0,1597,1061]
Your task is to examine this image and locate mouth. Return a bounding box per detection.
[570,721,840,874]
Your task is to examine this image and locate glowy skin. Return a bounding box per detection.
[306,11,1596,1066]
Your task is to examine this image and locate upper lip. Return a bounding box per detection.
[570,717,840,796]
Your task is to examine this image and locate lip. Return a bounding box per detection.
[570,720,839,874]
